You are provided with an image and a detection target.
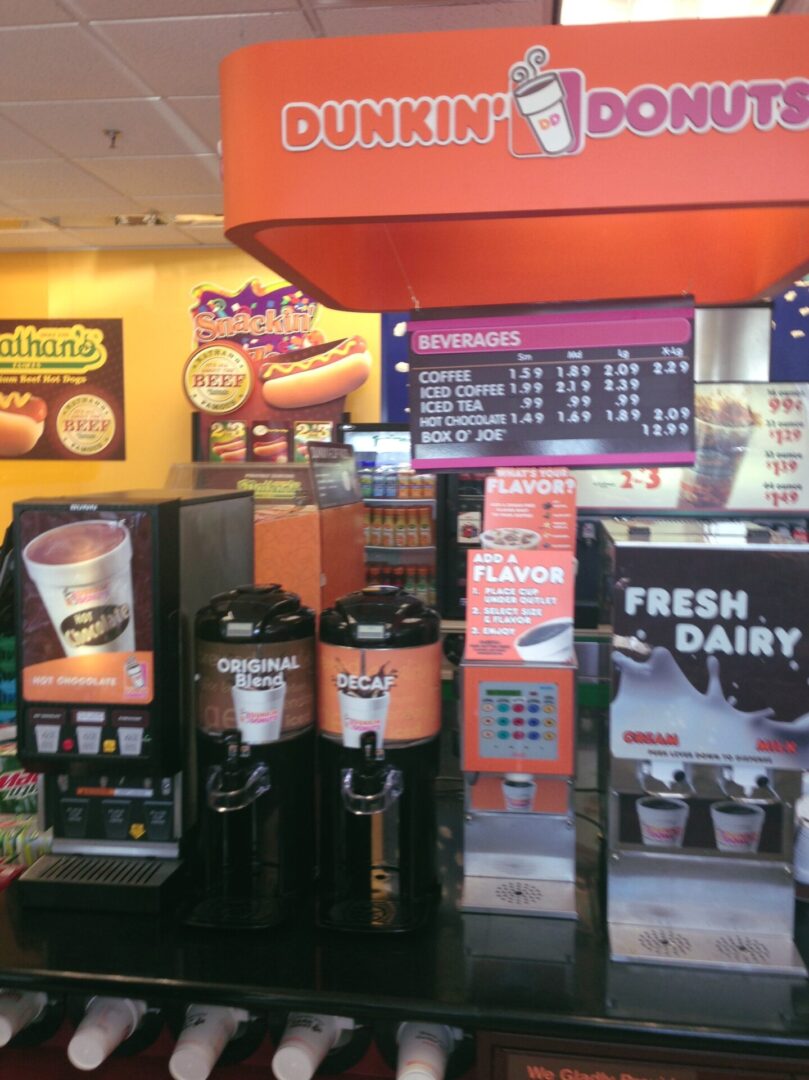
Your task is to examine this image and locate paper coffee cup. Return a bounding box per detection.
[636,796,689,847]
[513,72,574,154]
[710,801,765,853]
[338,691,390,749]
[232,683,286,745]
[23,520,135,657]
[514,617,573,663]
[502,774,537,812]
[480,528,540,551]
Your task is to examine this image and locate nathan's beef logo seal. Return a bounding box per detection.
[197,639,314,745]
[318,643,442,748]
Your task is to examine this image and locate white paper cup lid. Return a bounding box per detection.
[170,1043,218,1080]
[273,1044,318,1080]
[400,1066,439,1080]
[0,1016,14,1047]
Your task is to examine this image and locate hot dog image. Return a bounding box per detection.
[0,391,47,456]
[260,335,372,409]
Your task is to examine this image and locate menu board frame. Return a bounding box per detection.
[408,300,695,470]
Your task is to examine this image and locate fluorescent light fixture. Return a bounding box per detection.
[174,213,224,227]
[561,0,775,24]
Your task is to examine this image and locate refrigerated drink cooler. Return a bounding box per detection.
[316,585,442,932]
[13,490,254,912]
[605,520,809,974]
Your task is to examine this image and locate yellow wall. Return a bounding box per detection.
[0,248,381,531]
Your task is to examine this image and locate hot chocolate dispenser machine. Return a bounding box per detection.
[13,490,253,910]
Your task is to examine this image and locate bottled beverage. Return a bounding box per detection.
[393,566,405,591]
[385,470,399,499]
[427,571,437,607]
[419,508,433,547]
[372,469,386,498]
[382,510,395,548]
[406,509,420,548]
[422,474,436,499]
[272,1014,370,1080]
[363,508,372,546]
[367,566,381,588]
[416,567,429,604]
[67,997,161,1071]
[405,566,418,594]
[359,469,374,499]
[395,510,408,548]
[169,1004,261,1080]
[370,511,383,547]
[399,470,414,499]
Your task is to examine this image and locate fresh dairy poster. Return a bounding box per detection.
[610,542,809,770]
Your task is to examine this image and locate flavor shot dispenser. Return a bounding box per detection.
[317,585,442,932]
[459,545,578,918]
[13,490,253,911]
[190,585,315,928]
[605,521,809,974]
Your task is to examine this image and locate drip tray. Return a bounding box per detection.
[18,854,184,914]
[461,876,577,918]
[609,922,806,975]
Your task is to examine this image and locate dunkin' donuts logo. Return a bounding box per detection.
[281,44,809,159]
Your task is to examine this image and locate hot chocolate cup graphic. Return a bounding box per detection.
[514,617,573,663]
[636,796,689,848]
[23,519,135,657]
[513,72,574,155]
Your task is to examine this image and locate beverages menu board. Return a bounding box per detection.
[408,304,695,470]
[574,383,809,514]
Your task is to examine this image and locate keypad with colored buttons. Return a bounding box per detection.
[478,682,559,761]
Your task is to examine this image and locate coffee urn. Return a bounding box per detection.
[189,585,316,928]
[317,585,442,932]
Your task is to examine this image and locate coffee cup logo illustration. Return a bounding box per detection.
[510,47,577,157]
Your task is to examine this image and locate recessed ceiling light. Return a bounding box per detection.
[560,0,775,24]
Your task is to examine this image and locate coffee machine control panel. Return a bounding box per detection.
[478,683,559,761]
[462,661,575,775]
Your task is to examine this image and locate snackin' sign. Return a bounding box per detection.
[281,44,809,159]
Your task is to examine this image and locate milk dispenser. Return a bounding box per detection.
[190,585,315,928]
[605,520,809,974]
[13,490,253,911]
[317,585,442,932]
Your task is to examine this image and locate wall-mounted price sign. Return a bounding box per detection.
[408,303,695,470]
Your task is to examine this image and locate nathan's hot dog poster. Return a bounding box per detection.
[184,280,375,463]
[0,320,125,460]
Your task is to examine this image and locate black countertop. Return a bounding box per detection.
[0,784,808,1059]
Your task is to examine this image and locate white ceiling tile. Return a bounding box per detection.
[0,160,122,201]
[93,13,313,97]
[0,1,75,25]
[0,115,60,161]
[0,25,146,101]
[57,225,199,247]
[2,195,143,218]
[130,193,224,215]
[175,225,229,245]
[0,99,210,158]
[165,97,221,151]
[77,154,221,197]
[317,0,553,33]
[74,0,298,17]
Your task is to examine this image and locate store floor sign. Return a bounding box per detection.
[0,320,124,460]
[281,42,809,161]
[465,549,574,663]
[484,467,576,551]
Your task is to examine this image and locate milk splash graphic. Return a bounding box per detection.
[612,647,809,769]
